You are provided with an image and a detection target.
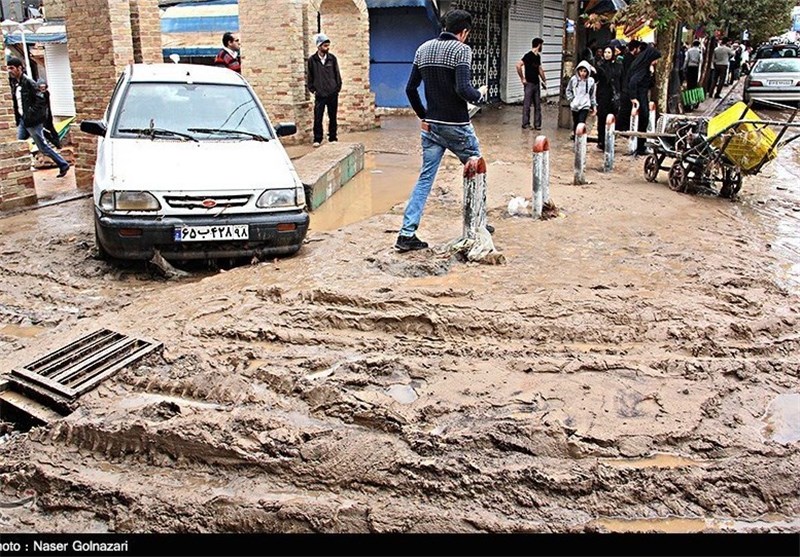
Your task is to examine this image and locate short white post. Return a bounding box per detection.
[647,101,657,134]
[573,123,587,185]
[629,99,639,155]
[463,157,488,240]
[603,114,615,173]
[532,135,550,219]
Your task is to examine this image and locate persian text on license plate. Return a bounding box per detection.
[174,224,249,242]
[769,80,792,86]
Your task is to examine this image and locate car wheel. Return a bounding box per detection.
[94,227,109,261]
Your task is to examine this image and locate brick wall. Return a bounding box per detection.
[312,0,378,133]
[240,0,313,143]
[66,0,136,188]
[43,0,67,19]
[0,62,37,210]
[129,0,163,64]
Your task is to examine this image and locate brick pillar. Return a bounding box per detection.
[129,0,163,64]
[240,0,313,144]
[0,61,37,210]
[65,0,135,189]
[314,0,378,132]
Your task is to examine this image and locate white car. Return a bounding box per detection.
[743,57,800,105]
[80,63,308,261]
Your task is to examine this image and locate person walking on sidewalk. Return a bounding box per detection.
[712,37,733,99]
[565,60,597,138]
[683,40,702,90]
[516,37,547,130]
[626,42,661,156]
[307,33,342,148]
[214,32,241,73]
[595,46,622,150]
[7,57,70,177]
[396,9,488,253]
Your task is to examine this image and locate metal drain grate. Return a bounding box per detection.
[9,329,162,413]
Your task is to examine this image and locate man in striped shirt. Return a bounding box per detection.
[396,9,488,253]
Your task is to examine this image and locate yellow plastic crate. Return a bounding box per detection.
[707,102,778,171]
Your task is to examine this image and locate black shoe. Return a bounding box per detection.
[486,224,495,234]
[329,138,338,143]
[522,124,532,129]
[534,126,542,130]
[395,234,428,252]
[57,165,70,178]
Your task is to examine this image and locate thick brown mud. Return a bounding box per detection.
[0,102,798,534]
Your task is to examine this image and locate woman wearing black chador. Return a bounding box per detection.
[595,45,622,150]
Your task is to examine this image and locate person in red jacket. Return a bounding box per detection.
[214,32,241,73]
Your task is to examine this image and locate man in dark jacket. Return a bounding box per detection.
[626,43,661,156]
[7,57,70,177]
[307,33,342,147]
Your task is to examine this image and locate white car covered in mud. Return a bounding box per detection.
[80,63,308,261]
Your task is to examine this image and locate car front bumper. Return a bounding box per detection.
[744,87,800,103]
[95,209,309,260]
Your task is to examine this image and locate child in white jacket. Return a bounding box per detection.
[565,59,597,137]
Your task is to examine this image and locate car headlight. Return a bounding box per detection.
[99,191,161,211]
[257,188,297,208]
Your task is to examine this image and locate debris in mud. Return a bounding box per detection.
[148,250,190,279]
[448,227,506,265]
[367,255,453,278]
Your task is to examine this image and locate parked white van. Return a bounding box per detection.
[80,63,309,261]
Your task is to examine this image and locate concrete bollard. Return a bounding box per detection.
[603,114,615,173]
[573,123,587,185]
[463,156,488,240]
[647,101,657,134]
[532,135,550,219]
[629,99,639,155]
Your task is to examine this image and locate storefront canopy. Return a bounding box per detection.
[2,24,67,45]
[366,0,438,27]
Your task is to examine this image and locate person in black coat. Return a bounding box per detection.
[626,43,661,156]
[594,45,622,150]
[617,40,642,132]
[36,79,61,149]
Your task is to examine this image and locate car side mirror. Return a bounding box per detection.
[275,123,297,137]
[80,120,108,137]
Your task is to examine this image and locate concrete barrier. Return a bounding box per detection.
[574,123,587,185]
[463,156,488,240]
[295,142,365,210]
[532,135,550,218]
[603,114,615,173]
[629,100,639,155]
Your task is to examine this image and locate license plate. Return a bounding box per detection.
[174,224,249,242]
[769,80,792,86]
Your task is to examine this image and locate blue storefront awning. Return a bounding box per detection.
[366,0,438,27]
[4,32,67,44]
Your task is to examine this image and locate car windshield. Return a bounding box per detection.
[113,82,273,140]
[752,58,800,73]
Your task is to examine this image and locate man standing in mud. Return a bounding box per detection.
[516,37,547,130]
[396,9,488,253]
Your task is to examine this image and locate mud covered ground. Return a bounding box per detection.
[0,97,799,535]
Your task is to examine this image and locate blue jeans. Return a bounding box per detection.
[400,123,481,237]
[18,122,69,171]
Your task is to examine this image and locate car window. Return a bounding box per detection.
[752,58,800,73]
[112,82,274,139]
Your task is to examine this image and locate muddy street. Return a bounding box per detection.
[1,100,799,536]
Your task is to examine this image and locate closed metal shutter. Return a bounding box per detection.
[541,0,564,97]
[504,0,542,103]
[43,43,75,117]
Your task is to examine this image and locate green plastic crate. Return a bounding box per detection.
[681,87,705,107]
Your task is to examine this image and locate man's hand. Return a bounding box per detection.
[478,85,488,99]
[420,120,430,132]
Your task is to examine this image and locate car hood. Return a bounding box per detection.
[750,71,800,81]
[107,139,298,191]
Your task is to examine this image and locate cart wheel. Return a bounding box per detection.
[719,168,743,199]
[643,155,659,182]
[668,162,688,193]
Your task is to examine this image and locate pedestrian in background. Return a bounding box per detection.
[617,39,642,133]
[595,46,621,150]
[515,37,546,130]
[712,37,733,98]
[36,78,60,149]
[214,32,241,73]
[683,40,702,90]
[307,33,342,148]
[626,42,661,156]
[397,9,488,252]
[565,60,597,139]
[7,57,70,177]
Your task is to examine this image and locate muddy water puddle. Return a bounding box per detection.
[762,393,800,444]
[309,152,418,232]
[599,453,704,469]
[593,517,709,533]
[0,324,48,338]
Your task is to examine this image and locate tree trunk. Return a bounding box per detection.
[654,21,679,115]
[559,0,580,128]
